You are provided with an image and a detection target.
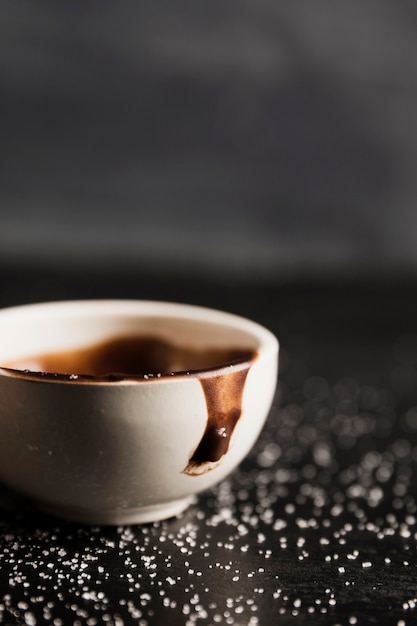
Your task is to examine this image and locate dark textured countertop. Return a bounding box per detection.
[1,265,417,625]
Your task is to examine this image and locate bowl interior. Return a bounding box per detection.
[0,301,264,378]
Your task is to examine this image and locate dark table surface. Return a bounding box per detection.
[1,263,417,626]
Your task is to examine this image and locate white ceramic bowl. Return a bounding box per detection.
[0,300,278,525]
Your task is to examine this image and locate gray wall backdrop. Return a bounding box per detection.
[1,1,417,279]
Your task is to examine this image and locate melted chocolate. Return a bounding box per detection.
[3,334,256,474]
[3,335,254,380]
[183,363,252,475]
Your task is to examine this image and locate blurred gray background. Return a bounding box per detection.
[1,1,417,280]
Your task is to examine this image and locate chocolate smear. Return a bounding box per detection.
[183,361,253,476]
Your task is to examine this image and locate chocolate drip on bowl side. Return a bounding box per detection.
[183,362,253,476]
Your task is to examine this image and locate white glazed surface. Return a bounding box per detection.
[0,300,278,524]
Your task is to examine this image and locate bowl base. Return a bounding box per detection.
[35,496,194,526]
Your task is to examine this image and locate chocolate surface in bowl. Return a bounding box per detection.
[4,333,255,380]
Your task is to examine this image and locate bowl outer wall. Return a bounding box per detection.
[0,349,278,512]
